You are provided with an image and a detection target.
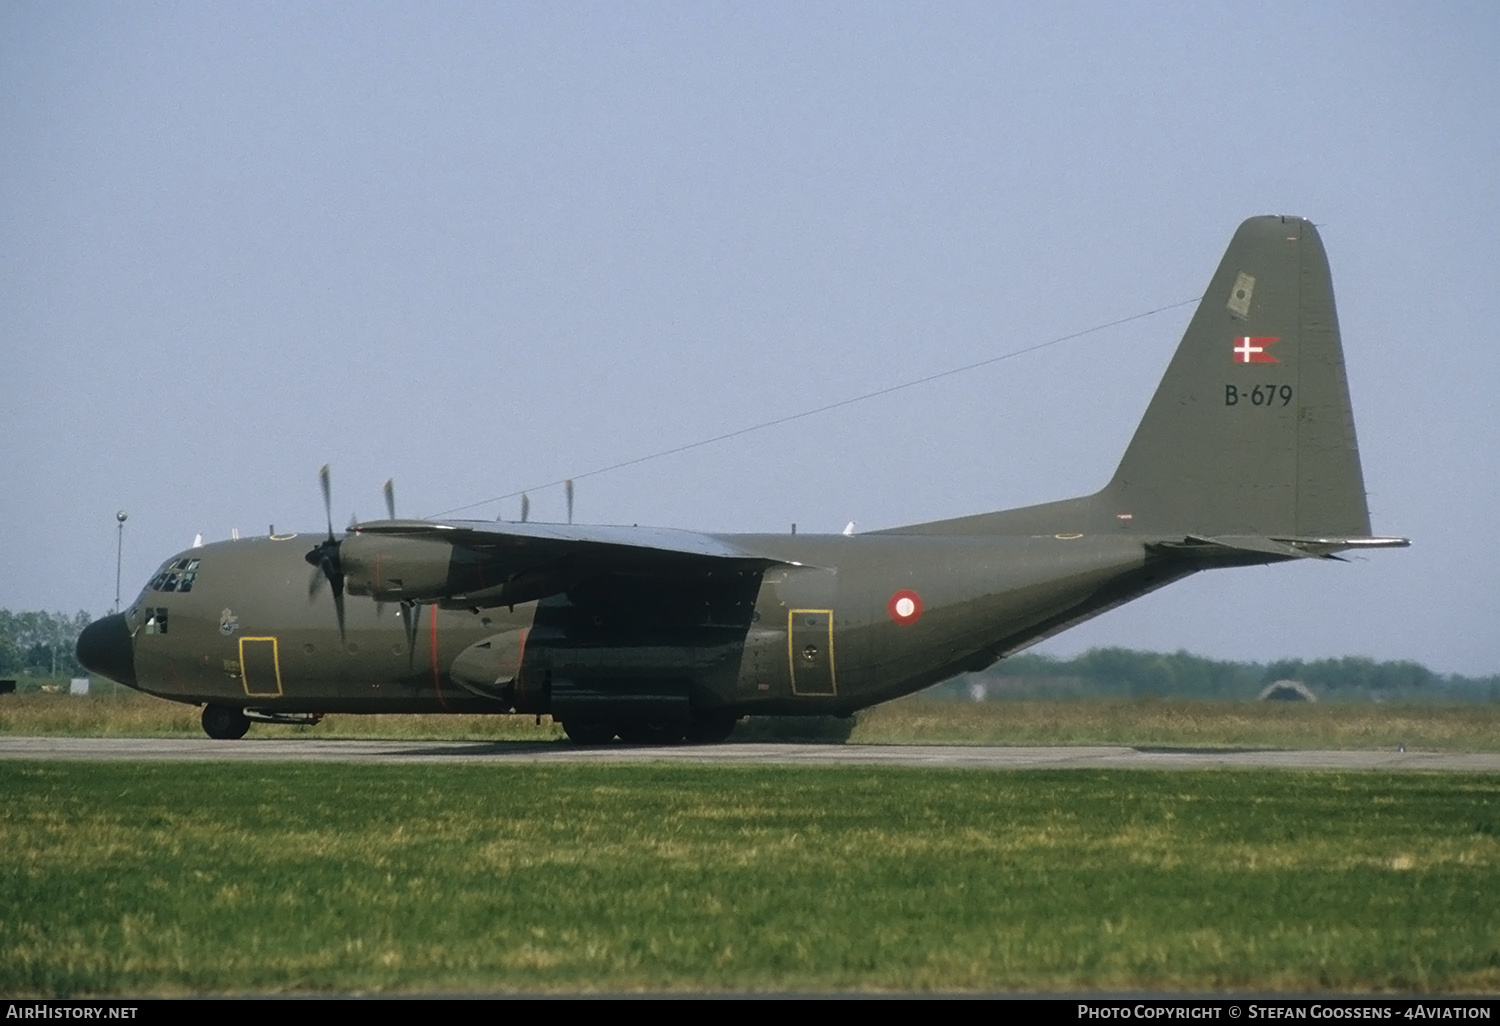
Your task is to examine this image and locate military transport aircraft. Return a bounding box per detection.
[78,215,1407,742]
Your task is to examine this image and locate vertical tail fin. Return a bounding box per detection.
[886,215,1383,542]
[1100,215,1371,538]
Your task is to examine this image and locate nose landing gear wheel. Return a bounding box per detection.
[202,704,251,740]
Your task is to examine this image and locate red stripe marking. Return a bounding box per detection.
[515,626,530,680]
[430,608,449,711]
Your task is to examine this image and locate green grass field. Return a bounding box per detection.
[4,762,1498,995]
[855,697,1500,751]
[5,689,1500,750]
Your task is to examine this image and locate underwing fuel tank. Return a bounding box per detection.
[449,629,529,701]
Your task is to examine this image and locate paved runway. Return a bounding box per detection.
[3,736,1498,770]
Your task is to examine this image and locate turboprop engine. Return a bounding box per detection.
[338,532,469,603]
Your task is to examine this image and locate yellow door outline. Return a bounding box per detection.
[788,609,837,696]
[239,637,283,697]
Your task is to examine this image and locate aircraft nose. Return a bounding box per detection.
[76,613,137,688]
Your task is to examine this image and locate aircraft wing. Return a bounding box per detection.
[339,518,789,608]
[359,518,765,559]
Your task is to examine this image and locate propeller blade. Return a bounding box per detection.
[384,479,396,520]
[332,585,346,645]
[319,464,334,541]
[520,493,530,523]
[566,479,574,525]
[306,464,348,644]
[400,601,421,669]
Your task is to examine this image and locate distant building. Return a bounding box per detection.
[1257,679,1316,702]
[70,677,90,695]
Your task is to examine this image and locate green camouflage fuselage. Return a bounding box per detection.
[119,528,1188,717]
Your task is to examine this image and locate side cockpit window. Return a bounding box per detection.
[148,557,200,593]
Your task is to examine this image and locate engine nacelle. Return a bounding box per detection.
[340,533,494,603]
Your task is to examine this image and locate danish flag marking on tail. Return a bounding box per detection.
[1233,336,1280,363]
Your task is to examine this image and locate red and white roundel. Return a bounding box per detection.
[887,589,922,625]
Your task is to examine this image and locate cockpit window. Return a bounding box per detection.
[148,557,200,593]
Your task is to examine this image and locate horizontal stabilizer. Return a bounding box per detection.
[1272,535,1410,557]
[1153,533,1409,563]
[1177,535,1314,560]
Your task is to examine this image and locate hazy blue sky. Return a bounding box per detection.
[3,2,1496,674]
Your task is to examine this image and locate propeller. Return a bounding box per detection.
[566,479,574,525]
[368,478,398,619]
[369,476,420,662]
[398,600,421,669]
[304,464,347,643]
[520,493,530,523]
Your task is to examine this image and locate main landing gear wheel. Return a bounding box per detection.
[201,704,250,740]
[684,711,738,745]
[562,719,618,745]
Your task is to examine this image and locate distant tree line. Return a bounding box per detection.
[934,647,1500,703]
[0,610,93,679]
